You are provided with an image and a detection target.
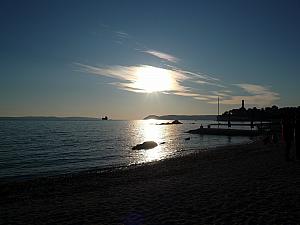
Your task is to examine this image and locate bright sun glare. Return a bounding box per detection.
[134,66,173,93]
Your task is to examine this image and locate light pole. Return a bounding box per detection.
[217,96,220,128]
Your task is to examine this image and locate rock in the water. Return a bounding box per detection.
[132,141,158,150]
[157,120,183,125]
[171,120,182,124]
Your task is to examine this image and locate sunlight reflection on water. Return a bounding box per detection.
[0,119,253,179]
[130,119,168,164]
[128,119,255,165]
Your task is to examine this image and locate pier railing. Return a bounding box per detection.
[208,121,281,134]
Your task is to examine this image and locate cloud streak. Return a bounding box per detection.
[77,62,280,106]
[76,62,279,106]
[76,63,188,93]
[143,50,179,63]
[219,84,280,106]
[115,31,130,38]
[102,28,279,106]
[92,27,280,106]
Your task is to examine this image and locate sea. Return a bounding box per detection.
[0,119,254,180]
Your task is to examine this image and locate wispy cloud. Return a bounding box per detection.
[164,64,226,89]
[76,63,187,93]
[75,63,136,81]
[143,50,179,63]
[113,31,131,45]
[235,84,275,96]
[219,84,280,106]
[75,62,225,99]
[102,28,279,106]
[115,31,130,39]
[76,62,280,106]
[111,29,179,64]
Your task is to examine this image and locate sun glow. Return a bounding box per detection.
[134,66,173,93]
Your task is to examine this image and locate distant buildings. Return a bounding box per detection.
[219,100,300,121]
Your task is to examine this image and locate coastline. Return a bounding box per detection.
[0,135,255,183]
[0,119,254,181]
[1,139,300,224]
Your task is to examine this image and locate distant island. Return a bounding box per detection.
[144,115,217,120]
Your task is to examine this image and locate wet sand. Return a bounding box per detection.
[1,139,300,225]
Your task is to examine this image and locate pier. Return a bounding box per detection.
[187,127,260,136]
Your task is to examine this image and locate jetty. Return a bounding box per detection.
[187,127,260,136]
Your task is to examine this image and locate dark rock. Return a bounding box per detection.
[185,137,191,140]
[157,120,183,125]
[132,141,158,150]
[171,120,182,124]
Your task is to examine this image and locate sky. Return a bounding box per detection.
[0,0,299,120]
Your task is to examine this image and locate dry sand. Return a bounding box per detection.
[1,139,300,225]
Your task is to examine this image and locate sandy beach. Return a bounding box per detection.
[1,139,300,225]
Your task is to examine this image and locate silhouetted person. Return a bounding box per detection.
[228,113,231,128]
[272,132,279,146]
[270,122,279,146]
[295,114,300,160]
[282,114,294,161]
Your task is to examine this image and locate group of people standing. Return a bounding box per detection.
[282,113,300,161]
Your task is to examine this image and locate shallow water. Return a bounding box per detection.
[0,120,253,179]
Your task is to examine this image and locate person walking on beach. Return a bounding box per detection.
[295,113,300,160]
[282,114,294,161]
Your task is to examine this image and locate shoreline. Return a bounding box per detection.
[1,138,300,224]
[0,137,256,183]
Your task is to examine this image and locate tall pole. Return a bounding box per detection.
[217,96,220,128]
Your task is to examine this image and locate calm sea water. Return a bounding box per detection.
[0,120,253,180]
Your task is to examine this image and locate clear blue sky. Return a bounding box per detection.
[1,0,299,119]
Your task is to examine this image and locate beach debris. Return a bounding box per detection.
[157,120,183,125]
[132,141,158,150]
[159,142,166,145]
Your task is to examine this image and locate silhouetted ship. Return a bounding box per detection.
[102,116,108,120]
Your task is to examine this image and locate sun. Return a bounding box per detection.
[134,66,173,93]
